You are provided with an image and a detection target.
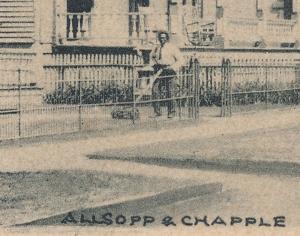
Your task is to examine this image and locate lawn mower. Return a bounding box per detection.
[111,106,140,120]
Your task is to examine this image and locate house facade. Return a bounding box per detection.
[34,0,300,49]
[0,0,300,86]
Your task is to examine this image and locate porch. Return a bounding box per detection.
[55,12,166,47]
[54,0,169,47]
[218,17,298,48]
[55,14,299,49]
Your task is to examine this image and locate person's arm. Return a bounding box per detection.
[150,46,159,66]
[170,45,184,72]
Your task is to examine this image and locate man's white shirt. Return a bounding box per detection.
[151,42,184,71]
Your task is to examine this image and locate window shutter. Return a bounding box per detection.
[0,0,35,44]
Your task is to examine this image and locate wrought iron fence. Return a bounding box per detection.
[0,62,199,141]
[230,64,300,113]
[1,59,299,141]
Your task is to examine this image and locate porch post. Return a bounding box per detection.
[55,0,67,44]
[293,0,300,44]
[167,0,171,35]
[169,1,185,45]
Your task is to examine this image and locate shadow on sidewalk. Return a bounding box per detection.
[88,154,300,177]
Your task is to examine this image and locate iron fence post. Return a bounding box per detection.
[132,74,136,125]
[228,59,233,117]
[178,69,182,120]
[225,60,228,117]
[195,59,200,120]
[78,68,82,132]
[192,62,196,119]
[265,66,268,110]
[296,66,300,105]
[17,69,21,138]
[220,58,231,117]
[221,59,225,117]
[295,72,298,107]
[293,67,297,107]
[293,81,296,108]
[192,59,197,119]
[227,61,230,116]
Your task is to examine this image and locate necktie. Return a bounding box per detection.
[158,46,162,60]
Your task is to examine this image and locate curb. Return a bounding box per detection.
[89,155,300,177]
[15,183,222,226]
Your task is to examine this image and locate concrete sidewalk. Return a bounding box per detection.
[0,108,299,173]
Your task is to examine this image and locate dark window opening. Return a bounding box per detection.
[284,0,293,19]
[139,0,150,7]
[67,0,94,13]
[281,42,295,48]
[129,0,150,12]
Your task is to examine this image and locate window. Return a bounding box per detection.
[284,0,293,19]
[67,0,94,13]
[272,0,293,19]
[138,0,150,7]
[129,0,150,12]
[193,0,203,18]
[256,0,263,18]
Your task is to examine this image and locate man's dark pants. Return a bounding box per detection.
[152,66,177,116]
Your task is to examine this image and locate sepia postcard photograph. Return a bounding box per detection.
[0,0,299,235]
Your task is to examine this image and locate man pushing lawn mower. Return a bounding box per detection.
[149,31,184,119]
[112,31,185,120]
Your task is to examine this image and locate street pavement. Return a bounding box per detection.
[0,108,299,227]
[0,107,299,173]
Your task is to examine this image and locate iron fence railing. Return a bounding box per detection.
[1,60,300,141]
[230,65,300,113]
[0,63,199,141]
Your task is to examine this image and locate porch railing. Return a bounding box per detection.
[217,17,298,46]
[128,12,151,44]
[266,19,296,39]
[56,12,167,45]
[56,13,298,47]
[220,17,260,41]
[65,12,93,40]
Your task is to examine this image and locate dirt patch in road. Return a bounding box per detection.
[0,170,192,226]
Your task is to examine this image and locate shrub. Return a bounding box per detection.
[231,80,300,105]
[44,83,133,105]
